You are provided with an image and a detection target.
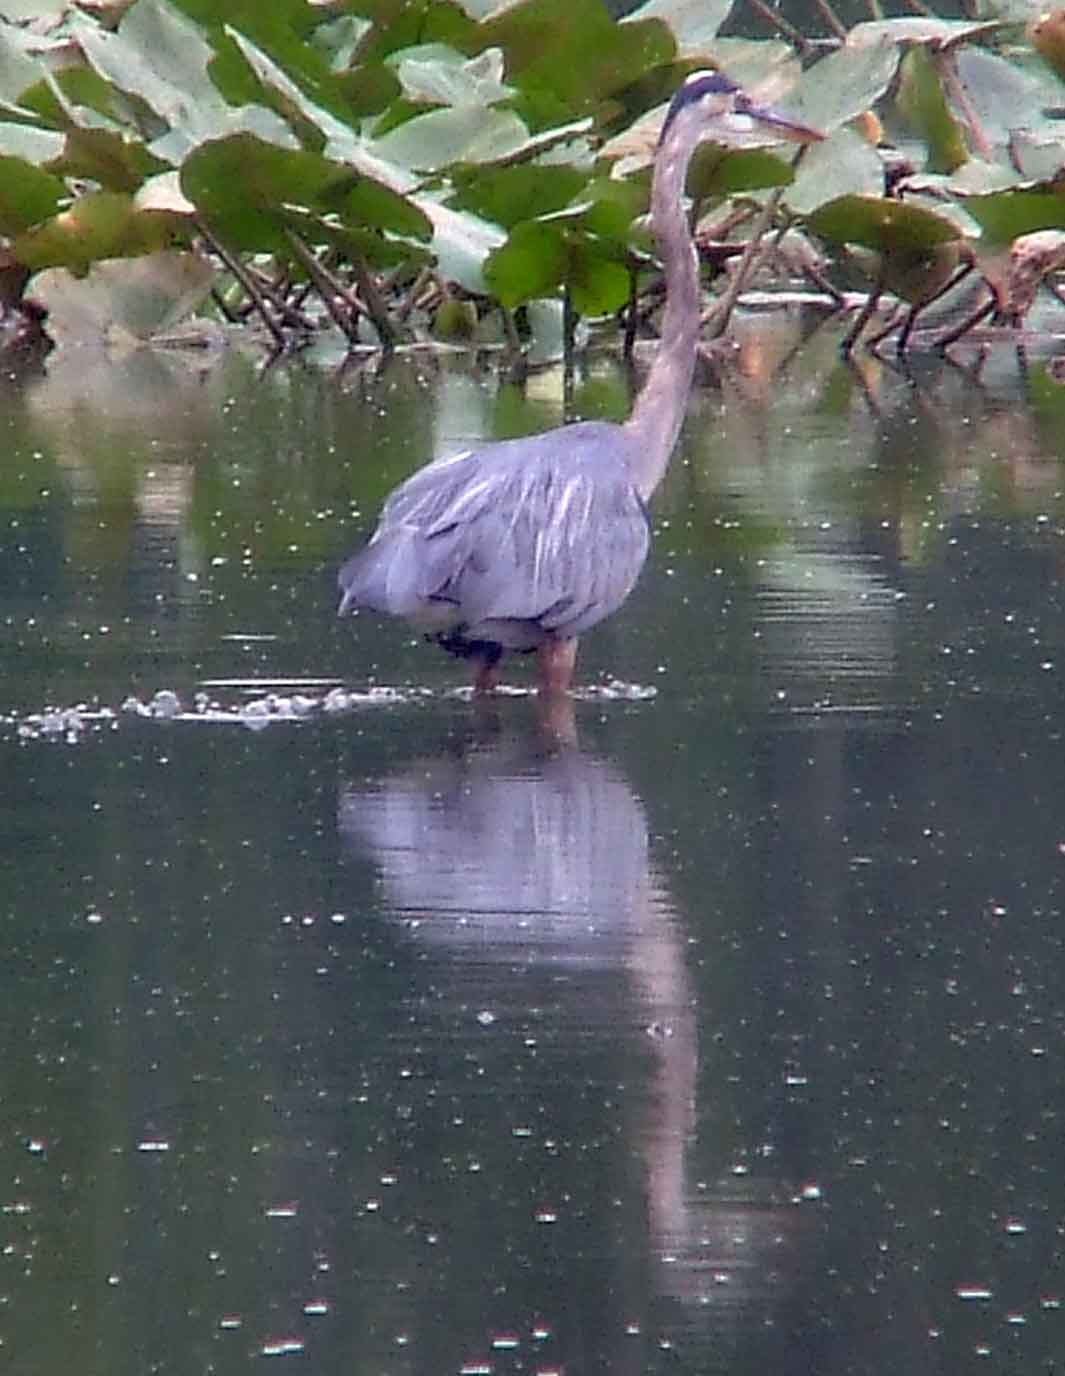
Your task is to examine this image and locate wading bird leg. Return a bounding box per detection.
[536,638,578,696]
[473,655,501,695]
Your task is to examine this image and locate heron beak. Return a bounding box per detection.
[739,98,824,145]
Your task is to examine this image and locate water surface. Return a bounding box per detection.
[2,322,1065,1373]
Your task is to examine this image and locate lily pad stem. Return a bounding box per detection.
[744,0,813,54]
[283,229,363,346]
[198,219,285,352]
[704,148,809,341]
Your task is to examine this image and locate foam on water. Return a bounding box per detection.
[7,679,657,742]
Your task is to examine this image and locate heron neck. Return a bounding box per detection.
[622,121,700,501]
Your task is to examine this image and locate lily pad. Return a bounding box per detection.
[0,119,64,165]
[846,18,1002,51]
[12,190,183,272]
[0,151,65,234]
[30,248,215,343]
[789,36,899,136]
[962,188,1065,247]
[372,104,532,172]
[688,143,797,201]
[448,162,589,228]
[808,194,961,255]
[896,45,967,174]
[75,0,297,164]
[391,45,513,108]
[623,0,733,52]
[783,127,883,217]
[181,132,432,253]
[472,0,675,125]
[484,217,630,315]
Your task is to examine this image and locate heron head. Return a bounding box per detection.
[661,70,823,150]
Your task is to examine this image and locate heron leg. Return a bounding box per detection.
[473,650,502,695]
[536,637,577,696]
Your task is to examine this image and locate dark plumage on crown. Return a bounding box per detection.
[660,69,739,141]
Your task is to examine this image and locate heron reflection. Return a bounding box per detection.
[338,712,799,1371]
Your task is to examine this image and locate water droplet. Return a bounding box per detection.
[265,1203,298,1219]
[260,1338,304,1357]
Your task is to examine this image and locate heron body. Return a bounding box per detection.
[339,71,820,694]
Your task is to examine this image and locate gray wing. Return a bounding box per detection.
[339,421,651,639]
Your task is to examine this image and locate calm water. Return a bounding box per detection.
[2,321,1065,1374]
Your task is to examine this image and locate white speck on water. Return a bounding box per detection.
[798,1183,822,1201]
[218,1315,242,1330]
[1004,1218,1027,1235]
[956,1285,993,1301]
[136,1139,170,1152]
[476,1010,496,1026]
[302,1299,329,1316]
[459,1364,493,1375]
[491,1334,520,1350]
[261,1338,304,1357]
[1006,1312,1027,1326]
[26,1139,45,1155]
[86,909,104,925]
[265,1203,298,1219]
[329,912,346,925]
[535,1209,558,1224]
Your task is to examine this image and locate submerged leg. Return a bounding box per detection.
[536,637,578,696]
[473,649,503,695]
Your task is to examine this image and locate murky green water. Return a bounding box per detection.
[3,321,1065,1373]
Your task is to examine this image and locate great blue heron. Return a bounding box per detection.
[338,71,821,694]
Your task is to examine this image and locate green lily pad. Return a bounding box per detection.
[448,163,590,229]
[484,219,567,307]
[808,194,961,255]
[12,190,183,272]
[54,126,168,191]
[0,151,65,234]
[962,188,1065,247]
[896,44,967,174]
[472,0,675,126]
[485,213,630,316]
[688,143,796,200]
[181,131,431,253]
